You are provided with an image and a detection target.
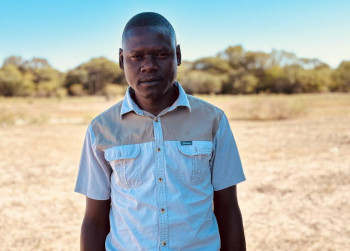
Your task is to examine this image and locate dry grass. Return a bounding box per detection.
[0,93,349,250]
[237,97,306,120]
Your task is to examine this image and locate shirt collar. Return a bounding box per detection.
[120,81,191,119]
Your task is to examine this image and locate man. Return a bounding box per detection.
[75,12,246,251]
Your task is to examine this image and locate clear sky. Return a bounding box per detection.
[1,0,349,71]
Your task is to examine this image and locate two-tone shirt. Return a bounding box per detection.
[75,82,246,250]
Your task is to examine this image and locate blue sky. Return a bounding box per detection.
[1,0,349,71]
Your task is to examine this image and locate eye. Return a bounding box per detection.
[157,52,170,58]
[131,54,142,60]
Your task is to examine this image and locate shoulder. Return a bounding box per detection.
[88,100,124,138]
[90,100,124,126]
[186,95,226,137]
[87,100,125,150]
[187,94,224,119]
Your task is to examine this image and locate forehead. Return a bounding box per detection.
[122,26,175,51]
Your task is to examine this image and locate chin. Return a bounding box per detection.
[142,92,162,100]
[138,87,167,100]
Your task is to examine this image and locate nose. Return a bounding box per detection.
[141,55,158,73]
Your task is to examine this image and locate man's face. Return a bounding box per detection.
[119,26,181,101]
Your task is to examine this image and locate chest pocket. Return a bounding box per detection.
[177,141,213,184]
[105,144,142,189]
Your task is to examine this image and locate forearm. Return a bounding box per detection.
[214,186,246,251]
[215,207,246,251]
[81,219,109,251]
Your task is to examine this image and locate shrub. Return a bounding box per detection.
[69,83,86,96]
[102,84,127,99]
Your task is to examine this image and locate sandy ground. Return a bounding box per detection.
[0,94,349,250]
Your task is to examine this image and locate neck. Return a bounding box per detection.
[132,85,179,116]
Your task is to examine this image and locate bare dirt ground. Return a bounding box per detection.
[0,94,349,250]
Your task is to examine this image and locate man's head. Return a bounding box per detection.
[121,12,177,46]
[119,12,181,101]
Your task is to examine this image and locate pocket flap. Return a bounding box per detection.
[104,144,140,161]
[177,141,213,156]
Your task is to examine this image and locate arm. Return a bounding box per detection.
[214,185,246,251]
[81,197,111,251]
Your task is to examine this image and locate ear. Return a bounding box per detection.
[176,45,181,66]
[119,48,124,70]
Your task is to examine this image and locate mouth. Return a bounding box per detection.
[138,77,163,84]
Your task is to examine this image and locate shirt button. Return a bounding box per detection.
[158,177,163,183]
[156,147,161,152]
[162,241,167,246]
[160,208,165,213]
[155,118,159,122]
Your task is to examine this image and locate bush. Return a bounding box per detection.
[0,65,23,96]
[36,80,61,97]
[69,83,86,96]
[102,84,127,99]
[178,70,222,94]
[333,61,350,92]
[54,87,68,98]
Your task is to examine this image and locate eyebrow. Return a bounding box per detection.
[126,47,172,54]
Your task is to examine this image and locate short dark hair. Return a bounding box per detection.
[122,12,176,43]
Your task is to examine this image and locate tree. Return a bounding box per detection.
[333,61,350,92]
[305,66,332,92]
[259,65,285,93]
[2,56,24,69]
[193,56,231,75]
[218,45,245,69]
[22,57,51,71]
[178,70,222,94]
[64,68,89,95]
[244,51,271,72]
[0,64,35,96]
[221,68,258,94]
[269,50,299,67]
[76,57,125,95]
[35,67,64,97]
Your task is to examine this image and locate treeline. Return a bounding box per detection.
[1,45,349,97]
[0,56,126,98]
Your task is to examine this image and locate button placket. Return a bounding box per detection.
[153,118,168,249]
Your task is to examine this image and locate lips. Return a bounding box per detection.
[139,77,162,84]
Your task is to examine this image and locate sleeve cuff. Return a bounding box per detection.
[213,174,246,191]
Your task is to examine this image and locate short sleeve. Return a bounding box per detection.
[211,113,246,191]
[74,125,112,200]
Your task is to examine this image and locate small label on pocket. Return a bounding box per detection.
[181,141,192,146]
